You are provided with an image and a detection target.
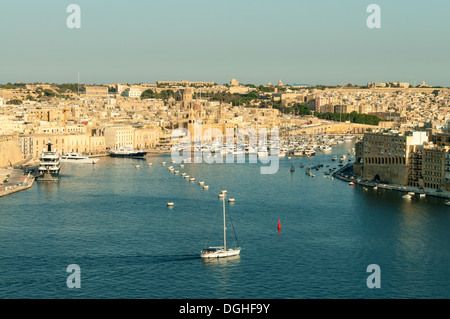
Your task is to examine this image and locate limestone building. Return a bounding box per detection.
[85,86,109,98]
[354,131,427,185]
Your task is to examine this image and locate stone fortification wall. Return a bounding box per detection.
[0,136,23,167]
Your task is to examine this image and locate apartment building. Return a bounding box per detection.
[31,133,106,158]
[122,87,142,98]
[104,125,134,150]
[422,146,448,190]
[354,131,427,184]
[19,136,34,159]
[355,130,450,190]
[134,127,161,149]
[85,86,109,98]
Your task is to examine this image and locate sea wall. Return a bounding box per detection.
[0,135,23,167]
[358,163,408,185]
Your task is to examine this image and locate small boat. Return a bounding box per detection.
[167,202,174,207]
[228,198,235,203]
[419,193,426,198]
[174,170,179,174]
[257,150,269,158]
[199,181,205,185]
[135,165,141,168]
[203,185,209,190]
[190,177,195,181]
[147,163,153,166]
[446,201,450,206]
[162,162,166,165]
[408,192,415,196]
[349,182,355,186]
[402,194,412,199]
[289,157,295,172]
[304,149,316,157]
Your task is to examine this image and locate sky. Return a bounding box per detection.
[1,0,449,86]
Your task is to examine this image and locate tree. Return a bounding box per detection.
[56,83,84,93]
[246,91,259,99]
[43,89,56,97]
[159,90,174,100]
[6,99,22,105]
[141,89,155,99]
[315,111,381,125]
[257,85,275,93]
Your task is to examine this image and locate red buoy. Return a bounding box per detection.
[277,219,281,231]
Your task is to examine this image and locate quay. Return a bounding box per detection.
[0,168,35,198]
[333,164,450,200]
[145,148,172,154]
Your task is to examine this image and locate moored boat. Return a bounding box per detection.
[36,140,61,181]
[109,146,147,158]
[61,152,99,164]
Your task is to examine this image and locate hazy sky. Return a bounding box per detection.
[1,0,449,86]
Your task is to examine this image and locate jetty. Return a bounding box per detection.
[0,169,35,198]
[333,164,450,200]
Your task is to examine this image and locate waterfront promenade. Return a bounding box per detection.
[0,168,35,198]
[333,164,450,200]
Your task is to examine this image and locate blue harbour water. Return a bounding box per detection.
[0,143,449,299]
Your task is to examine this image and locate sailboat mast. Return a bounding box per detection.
[223,197,226,250]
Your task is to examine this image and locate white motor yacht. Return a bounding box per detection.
[36,140,61,181]
[61,152,99,164]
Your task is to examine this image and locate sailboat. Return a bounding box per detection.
[201,193,241,258]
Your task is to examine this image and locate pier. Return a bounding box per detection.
[333,163,450,200]
[0,168,35,198]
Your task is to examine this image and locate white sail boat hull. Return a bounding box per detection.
[201,248,241,259]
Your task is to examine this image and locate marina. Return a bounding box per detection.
[0,141,448,298]
[1,0,449,303]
